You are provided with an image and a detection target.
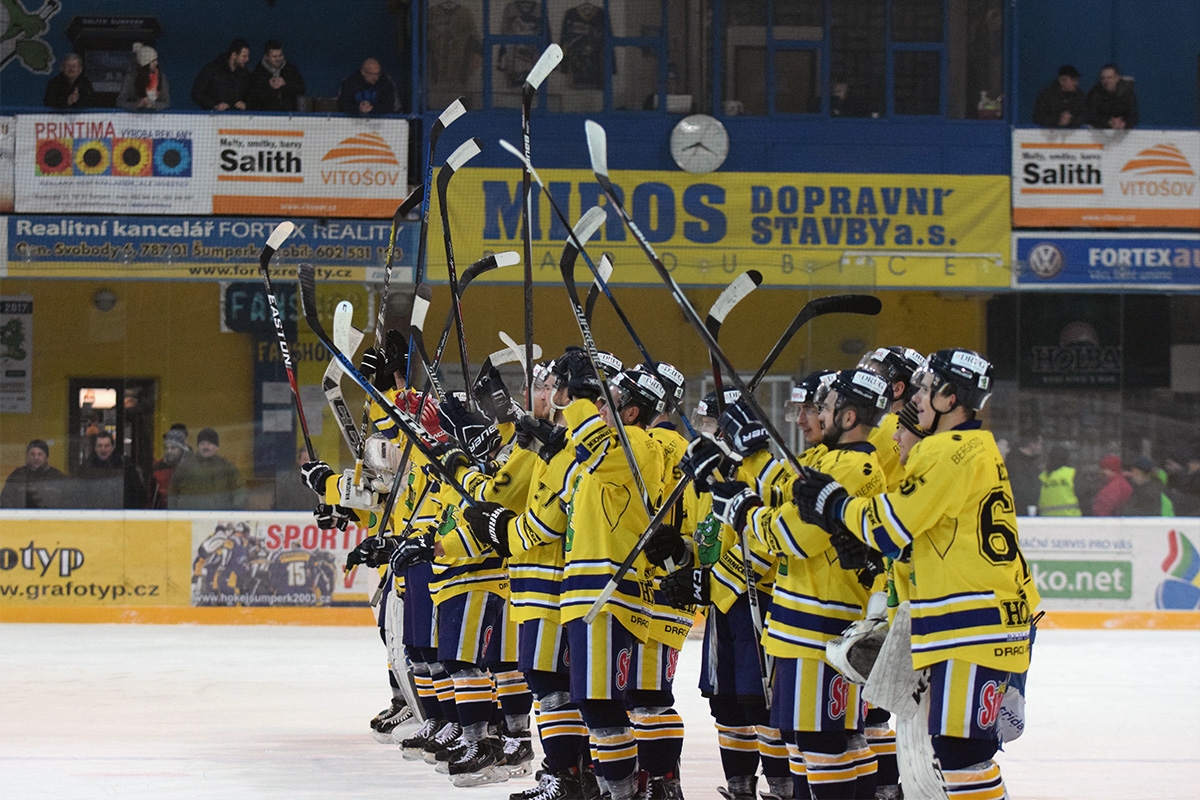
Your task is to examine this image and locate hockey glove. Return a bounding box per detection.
[660,566,710,609]
[388,531,435,572]
[314,502,353,531]
[437,394,501,461]
[537,425,567,463]
[643,523,688,569]
[717,399,770,456]
[679,434,741,491]
[709,480,763,532]
[474,366,518,425]
[433,443,471,477]
[461,500,515,559]
[792,466,850,533]
[344,535,400,571]
[554,346,602,402]
[359,346,383,380]
[515,415,556,452]
[300,460,335,495]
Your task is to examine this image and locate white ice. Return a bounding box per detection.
[1,624,1197,799]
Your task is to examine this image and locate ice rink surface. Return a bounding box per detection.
[1,623,1197,800]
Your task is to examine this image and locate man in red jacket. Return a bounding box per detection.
[1091,455,1132,516]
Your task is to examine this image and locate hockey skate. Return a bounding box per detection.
[434,735,469,774]
[400,718,444,761]
[448,737,510,787]
[509,769,585,800]
[370,698,415,744]
[758,775,794,800]
[643,772,685,800]
[423,721,463,764]
[716,775,757,800]
[502,730,535,776]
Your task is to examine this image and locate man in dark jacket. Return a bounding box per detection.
[77,431,147,509]
[1087,64,1138,129]
[191,38,252,111]
[1032,64,1086,127]
[336,57,398,116]
[1008,431,1043,515]
[1124,455,1166,516]
[169,428,248,510]
[43,53,95,110]
[247,40,306,111]
[1,439,66,508]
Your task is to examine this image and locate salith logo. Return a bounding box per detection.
[1119,143,1197,198]
[321,133,402,186]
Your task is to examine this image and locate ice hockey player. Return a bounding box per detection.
[792,349,1040,800]
[857,346,927,492]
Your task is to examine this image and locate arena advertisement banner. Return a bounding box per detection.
[2,214,416,283]
[0,294,33,413]
[13,113,409,218]
[1013,232,1200,289]
[1019,517,1200,611]
[1011,128,1200,229]
[434,168,1011,289]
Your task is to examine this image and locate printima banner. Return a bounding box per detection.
[1012,128,1200,229]
[14,113,409,217]
[1,215,416,283]
[1014,232,1200,289]
[428,168,1012,289]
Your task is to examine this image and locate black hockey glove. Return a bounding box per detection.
[709,480,763,532]
[314,502,353,531]
[437,394,501,461]
[660,566,710,609]
[643,523,688,569]
[461,500,515,558]
[855,550,886,589]
[538,425,567,463]
[717,399,770,456]
[388,531,435,572]
[515,415,556,452]
[359,346,383,380]
[345,535,400,571]
[300,460,335,495]
[434,443,471,477]
[554,346,602,402]
[474,366,518,425]
[792,466,851,534]
[679,434,741,491]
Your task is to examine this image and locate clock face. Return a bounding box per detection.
[670,114,730,174]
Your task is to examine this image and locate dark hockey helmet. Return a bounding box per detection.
[652,361,686,407]
[914,348,994,412]
[858,346,926,400]
[821,368,891,428]
[785,370,835,422]
[694,388,742,420]
[610,366,667,426]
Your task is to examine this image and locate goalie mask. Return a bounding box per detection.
[362,432,403,492]
[913,348,994,412]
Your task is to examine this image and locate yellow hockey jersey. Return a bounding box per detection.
[869,413,905,491]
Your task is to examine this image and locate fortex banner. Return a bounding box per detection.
[432,168,1012,289]
[1012,128,1200,229]
[14,113,409,218]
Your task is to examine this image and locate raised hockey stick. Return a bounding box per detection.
[297,263,478,505]
[324,302,366,453]
[436,137,484,402]
[585,121,804,473]
[583,254,614,326]
[748,294,882,392]
[258,221,316,460]
[521,44,564,412]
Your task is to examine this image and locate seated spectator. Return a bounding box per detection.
[192,38,252,111]
[1091,454,1132,516]
[169,427,248,510]
[830,80,874,118]
[1087,63,1138,129]
[116,43,171,111]
[77,430,147,509]
[43,53,95,110]
[337,57,398,116]
[0,439,66,509]
[149,428,191,509]
[1038,444,1082,516]
[1125,455,1171,516]
[247,39,306,111]
[1032,64,1085,128]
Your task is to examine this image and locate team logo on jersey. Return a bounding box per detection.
[695,514,722,567]
[482,625,494,654]
[615,648,632,691]
[665,648,680,682]
[827,673,849,720]
[977,680,1004,729]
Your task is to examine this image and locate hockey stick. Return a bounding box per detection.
[436,137,484,403]
[258,221,316,460]
[584,121,804,473]
[747,294,883,392]
[297,263,478,505]
[521,44,564,413]
[324,303,366,453]
[583,254,614,326]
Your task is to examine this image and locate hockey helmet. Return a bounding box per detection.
[653,361,686,408]
[785,370,835,422]
[610,366,667,426]
[694,388,742,420]
[819,368,891,428]
[913,348,994,412]
[858,346,926,400]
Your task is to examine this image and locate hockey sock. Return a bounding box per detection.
[580,700,638,796]
[939,760,1007,800]
[494,668,533,730]
[411,663,442,721]
[429,662,459,723]
[783,737,809,800]
[715,722,760,781]
[629,706,684,779]
[534,691,590,773]
[847,732,878,799]
[794,731,855,800]
[450,665,495,734]
[756,725,791,781]
[865,706,898,788]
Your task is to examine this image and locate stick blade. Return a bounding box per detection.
[525,44,563,91]
[708,269,764,327]
[436,98,467,131]
[410,283,434,333]
[445,137,483,174]
[260,221,294,268]
[584,120,608,178]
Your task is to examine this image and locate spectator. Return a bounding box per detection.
[1163,449,1200,516]
[1087,63,1138,129]
[1008,431,1043,515]
[274,446,316,510]
[1091,454,1132,517]
[191,38,252,111]
[829,80,874,118]
[116,43,171,111]
[1125,455,1170,516]
[1038,444,1082,516]
[1032,64,1086,128]
[169,427,248,510]
[336,57,398,116]
[43,53,95,110]
[77,430,147,509]
[149,428,191,509]
[247,39,306,111]
[1,439,66,509]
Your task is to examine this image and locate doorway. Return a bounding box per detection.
[68,377,158,487]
